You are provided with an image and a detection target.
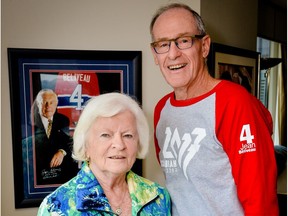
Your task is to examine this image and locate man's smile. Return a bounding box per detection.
[168,63,187,70]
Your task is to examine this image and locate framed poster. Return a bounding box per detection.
[7,48,142,208]
[208,43,260,97]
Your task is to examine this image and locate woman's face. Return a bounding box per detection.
[86,110,139,177]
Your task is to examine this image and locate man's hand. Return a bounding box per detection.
[50,151,65,168]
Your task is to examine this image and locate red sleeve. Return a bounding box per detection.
[216,82,278,215]
[153,93,173,163]
[252,96,274,135]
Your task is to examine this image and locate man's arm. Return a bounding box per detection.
[217,88,279,215]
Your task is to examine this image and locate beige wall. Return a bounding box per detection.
[201,0,258,51]
[2,0,260,215]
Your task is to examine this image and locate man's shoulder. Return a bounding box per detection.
[52,112,70,130]
[218,80,249,94]
[54,112,69,122]
[216,80,253,102]
[155,92,173,109]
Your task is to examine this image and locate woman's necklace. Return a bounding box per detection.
[115,207,122,215]
[111,190,128,215]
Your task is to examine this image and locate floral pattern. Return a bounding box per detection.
[38,162,171,215]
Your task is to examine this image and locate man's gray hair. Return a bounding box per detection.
[150,3,206,40]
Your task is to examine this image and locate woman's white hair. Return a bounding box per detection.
[72,92,149,161]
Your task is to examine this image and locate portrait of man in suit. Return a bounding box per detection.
[33,89,78,185]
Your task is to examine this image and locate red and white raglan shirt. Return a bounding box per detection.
[154,80,278,216]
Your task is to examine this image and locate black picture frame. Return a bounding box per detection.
[7,48,142,208]
[208,43,260,97]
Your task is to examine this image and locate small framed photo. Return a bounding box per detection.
[7,48,142,208]
[208,43,260,97]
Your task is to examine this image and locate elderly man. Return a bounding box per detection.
[34,89,78,185]
[150,3,278,215]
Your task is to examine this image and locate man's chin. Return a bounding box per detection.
[43,113,55,119]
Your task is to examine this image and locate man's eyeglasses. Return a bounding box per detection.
[151,35,206,54]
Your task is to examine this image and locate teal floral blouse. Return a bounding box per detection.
[37,162,171,215]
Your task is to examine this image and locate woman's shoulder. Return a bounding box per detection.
[127,171,168,193]
[127,171,170,208]
[49,177,77,198]
[38,177,77,215]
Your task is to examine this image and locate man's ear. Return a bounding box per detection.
[202,35,211,58]
[150,46,159,65]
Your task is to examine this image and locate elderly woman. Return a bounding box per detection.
[37,92,171,215]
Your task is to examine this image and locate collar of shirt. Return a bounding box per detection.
[41,115,53,131]
[75,162,159,213]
